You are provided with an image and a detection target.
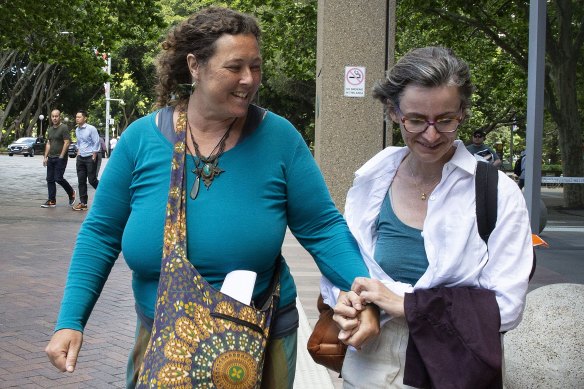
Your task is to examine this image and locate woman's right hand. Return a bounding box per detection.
[45,329,83,373]
[352,277,405,318]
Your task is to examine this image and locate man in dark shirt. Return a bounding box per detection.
[41,109,76,208]
[466,130,502,168]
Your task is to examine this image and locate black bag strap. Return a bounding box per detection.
[475,161,536,282]
[475,161,498,244]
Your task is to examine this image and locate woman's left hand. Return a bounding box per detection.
[333,291,362,341]
[352,277,405,318]
[333,291,380,349]
[343,304,380,349]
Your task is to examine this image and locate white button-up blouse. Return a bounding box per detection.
[321,140,533,332]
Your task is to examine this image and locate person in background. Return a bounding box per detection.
[72,110,100,211]
[466,129,502,168]
[514,150,527,189]
[109,136,118,155]
[45,7,378,388]
[95,135,106,177]
[327,47,533,388]
[41,109,76,208]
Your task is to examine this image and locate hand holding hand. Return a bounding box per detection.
[352,277,405,318]
[333,291,362,342]
[341,303,380,349]
[45,329,83,373]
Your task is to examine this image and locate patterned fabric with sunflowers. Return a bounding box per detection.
[136,110,281,388]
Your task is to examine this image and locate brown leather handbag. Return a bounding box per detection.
[306,294,347,373]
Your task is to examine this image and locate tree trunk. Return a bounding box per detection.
[551,68,584,208]
[545,0,584,208]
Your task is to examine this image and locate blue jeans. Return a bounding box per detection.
[46,156,74,201]
[76,155,99,204]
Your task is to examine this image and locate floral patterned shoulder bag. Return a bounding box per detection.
[136,110,281,388]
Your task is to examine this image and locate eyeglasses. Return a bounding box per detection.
[473,134,484,138]
[395,105,463,133]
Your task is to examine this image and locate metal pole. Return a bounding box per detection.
[524,0,546,233]
[39,114,45,138]
[105,54,111,157]
[510,123,516,165]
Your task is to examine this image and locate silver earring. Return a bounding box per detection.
[190,80,197,94]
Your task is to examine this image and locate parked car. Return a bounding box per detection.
[68,143,78,158]
[7,137,45,157]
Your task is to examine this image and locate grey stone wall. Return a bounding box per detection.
[315,0,394,212]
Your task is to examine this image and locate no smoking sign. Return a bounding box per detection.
[344,66,366,97]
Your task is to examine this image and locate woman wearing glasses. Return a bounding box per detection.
[322,47,533,388]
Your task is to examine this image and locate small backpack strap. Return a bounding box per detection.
[475,162,498,243]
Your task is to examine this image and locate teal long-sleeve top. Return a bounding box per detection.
[55,108,369,332]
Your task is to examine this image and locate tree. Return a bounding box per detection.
[396,0,584,208]
[0,0,163,141]
[152,0,317,142]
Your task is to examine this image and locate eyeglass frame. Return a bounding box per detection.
[394,104,464,134]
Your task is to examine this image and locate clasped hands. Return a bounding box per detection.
[333,277,405,349]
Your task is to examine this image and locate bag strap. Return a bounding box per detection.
[475,161,498,244]
[475,161,536,281]
[164,109,281,306]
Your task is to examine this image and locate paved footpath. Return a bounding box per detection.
[1,154,582,388]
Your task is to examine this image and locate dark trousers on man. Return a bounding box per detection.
[76,155,99,204]
[47,156,74,201]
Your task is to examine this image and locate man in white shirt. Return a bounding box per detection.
[109,136,118,154]
[72,110,100,211]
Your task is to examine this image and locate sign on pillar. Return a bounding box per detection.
[344,66,366,97]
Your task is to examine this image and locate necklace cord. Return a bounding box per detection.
[185,115,237,198]
[405,157,441,201]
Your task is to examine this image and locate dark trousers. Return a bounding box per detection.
[46,156,74,201]
[76,155,99,204]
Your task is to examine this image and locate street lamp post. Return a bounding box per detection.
[104,54,112,157]
[38,114,45,138]
[105,98,124,157]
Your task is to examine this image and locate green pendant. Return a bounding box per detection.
[202,163,212,177]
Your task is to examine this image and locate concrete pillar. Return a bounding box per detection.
[315,0,395,212]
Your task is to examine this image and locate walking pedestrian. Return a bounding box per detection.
[72,110,99,211]
[466,129,502,168]
[109,136,118,155]
[95,135,106,177]
[329,46,532,388]
[41,109,76,208]
[45,7,377,388]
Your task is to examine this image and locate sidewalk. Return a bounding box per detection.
[0,155,582,388]
[0,156,338,388]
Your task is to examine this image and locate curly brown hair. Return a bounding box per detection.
[154,7,261,108]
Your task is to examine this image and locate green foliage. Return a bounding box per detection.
[0,0,164,136]
[395,0,582,162]
[541,164,563,174]
[395,0,529,143]
[149,0,317,141]
[1,0,163,82]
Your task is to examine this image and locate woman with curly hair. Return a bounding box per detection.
[46,7,377,388]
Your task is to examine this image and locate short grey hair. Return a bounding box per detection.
[373,46,474,118]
